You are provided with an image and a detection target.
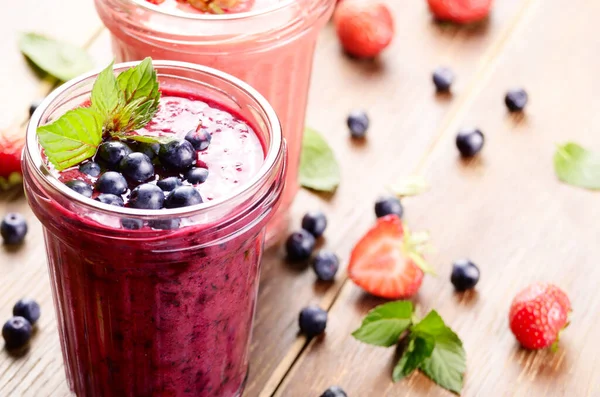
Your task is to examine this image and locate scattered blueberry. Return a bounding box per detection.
[164,186,203,208]
[347,110,369,138]
[157,177,183,192]
[95,193,124,207]
[121,218,144,230]
[312,251,340,281]
[13,299,41,325]
[450,259,480,291]
[2,316,33,349]
[29,99,42,117]
[137,142,160,160]
[1,213,28,245]
[159,140,196,170]
[185,167,209,185]
[299,306,327,338]
[456,128,484,158]
[65,180,93,198]
[129,184,165,210]
[95,172,128,195]
[301,211,327,238]
[374,196,403,218]
[505,88,528,112]
[119,152,155,182]
[285,230,316,261]
[79,161,101,177]
[97,141,132,169]
[185,128,212,151]
[320,386,347,397]
[433,67,454,92]
[149,218,181,230]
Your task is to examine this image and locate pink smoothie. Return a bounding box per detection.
[24,83,285,396]
[94,0,335,242]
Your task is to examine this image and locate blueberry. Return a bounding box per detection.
[299,306,327,337]
[1,213,28,245]
[312,251,339,281]
[157,177,183,192]
[13,299,41,325]
[159,140,196,170]
[433,67,454,92]
[79,161,101,177]
[95,172,128,195]
[375,196,403,218]
[285,230,315,261]
[119,152,155,182]
[95,193,124,207]
[301,211,327,238]
[121,218,144,230]
[137,142,160,159]
[450,259,480,291]
[129,184,164,210]
[347,110,369,138]
[97,141,132,169]
[456,128,484,158]
[148,218,181,230]
[185,128,212,151]
[65,180,93,198]
[505,88,528,112]
[29,99,42,117]
[320,386,347,397]
[184,167,209,185]
[164,186,203,208]
[2,316,33,349]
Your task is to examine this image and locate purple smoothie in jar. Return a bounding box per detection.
[22,61,286,397]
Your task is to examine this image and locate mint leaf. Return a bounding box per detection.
[91,61,123,122]
[352,301,414,347]
[300,127,341,192]
[413,311,466,395]
[19,33,94,81]
[389,176,429,197]
[112,132,173,144]
[554,142,600,190]
[37,107,103,171]
[393,335,435,382]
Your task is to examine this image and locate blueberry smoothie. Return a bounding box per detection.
[23,61,286,396]
[94,0,335,243]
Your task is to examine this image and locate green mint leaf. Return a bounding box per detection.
[389,176,429,197]
[352,301,414,347]
[413,311,466,395]
[112,132,174,145]
[300,127,341,192]
[554,142,600,190]
[91,61,123,123]
[37,107,103,170]
[19,33,94,81]
[392,335,435,382]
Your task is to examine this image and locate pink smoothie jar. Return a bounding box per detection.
[94,0,335,242]
[22,61,286,397]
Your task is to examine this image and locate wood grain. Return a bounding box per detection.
[276,0,600,395]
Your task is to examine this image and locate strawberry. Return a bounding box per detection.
[187,0,255,13]
[0,130,25,190]
[333,1,394,58]
[509,282,571,350]
[348,215,433,299]
[427,0,493,24]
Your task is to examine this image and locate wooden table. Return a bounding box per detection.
[2,0,600,396]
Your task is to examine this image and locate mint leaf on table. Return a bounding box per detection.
[352,301,413,347]
[554,142,600,190]
[299,127,341,192]
[393,335,435,382]
[388,176,430,197]
[19,33,94,81]
[37,107,103,170]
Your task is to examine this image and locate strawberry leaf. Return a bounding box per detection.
[393,335,435,382]
[352,301,414,347]
[300,127,341,192]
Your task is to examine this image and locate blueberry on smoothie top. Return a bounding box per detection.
[129,184,165,210]
[65,180,93,198]
[185,167,209,185]
[95,171,128,196]
[159,140,196,171]
[157,177,183,192]
[185,128,212,151]
[79,161,101,177]
[164,186,203,209]
[98,141,132,169]
[95,193,125,207]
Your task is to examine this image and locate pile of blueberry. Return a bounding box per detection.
[1,213,28,245]
[66,128,212,213]
[2,299,41,350]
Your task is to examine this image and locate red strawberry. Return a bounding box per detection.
[509,282,571,350]
[348,215,433,299]
[333,1,394,58]
[187,0,255,13]
[0,130,25,190]
[427,0,493,24]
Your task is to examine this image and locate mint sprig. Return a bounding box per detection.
[300,127,341,192]
[352,301,466,395]
[37,58,162,171]
[554,142,600,190]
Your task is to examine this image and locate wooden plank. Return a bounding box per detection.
[275,0,600,395]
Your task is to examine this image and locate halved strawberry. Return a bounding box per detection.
[0,129,25,190]
[348,215,433,299]
[427,0,493,24]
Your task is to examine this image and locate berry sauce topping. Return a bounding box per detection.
[52,93,264,209]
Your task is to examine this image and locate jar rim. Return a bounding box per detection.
[25,60,284,219]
